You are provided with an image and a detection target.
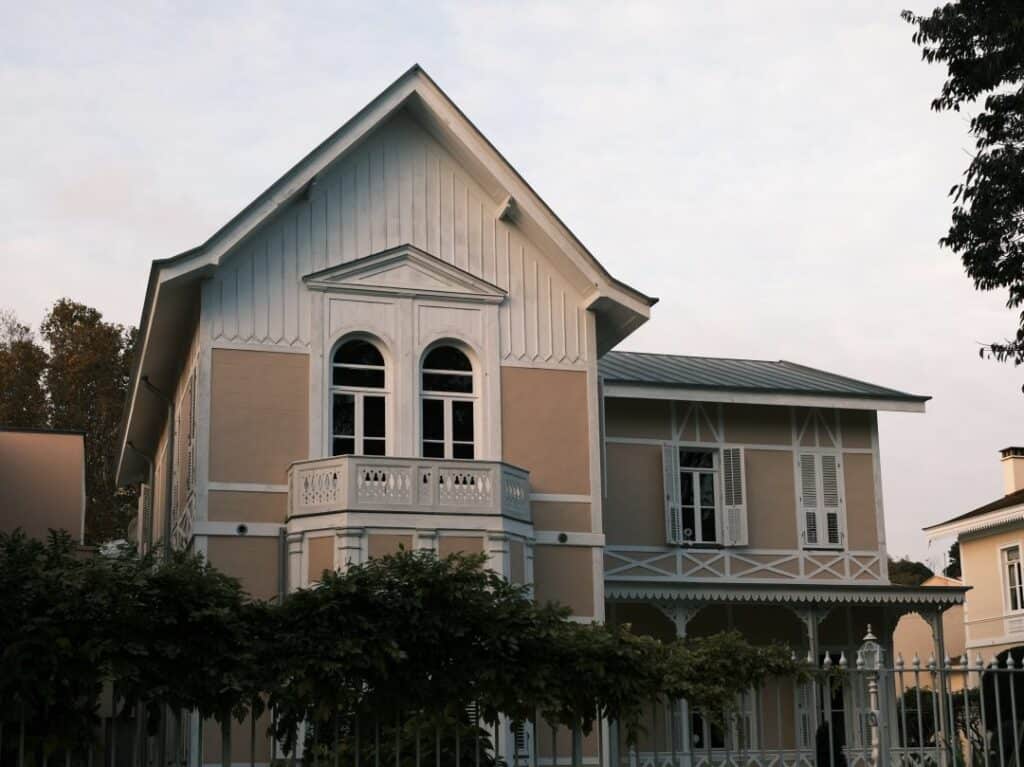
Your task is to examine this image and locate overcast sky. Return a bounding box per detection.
[2,2,1021,566]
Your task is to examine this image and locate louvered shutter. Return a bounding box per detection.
[662,444,683,544]
[820,454,842,545]
[139,483,153,549]
[798,453,819,546]
[721,447,748,546]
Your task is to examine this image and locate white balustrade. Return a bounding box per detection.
[288,456,531,521]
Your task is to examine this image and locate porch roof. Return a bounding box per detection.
[605,581,968,609]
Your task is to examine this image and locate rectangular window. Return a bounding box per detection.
[1007,546,1024,612]
[679,449,718,543]
[663,446,747,547]
[421,397,474,459]
[798,452,844,549]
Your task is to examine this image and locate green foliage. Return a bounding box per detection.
[0,310,49,429]
[945,541,962,578]
[889,555,934,586]
[902,2,1024,371]
[0,540,806,760]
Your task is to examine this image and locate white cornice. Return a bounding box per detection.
[926,504,1024,540]
[605,582,967,607]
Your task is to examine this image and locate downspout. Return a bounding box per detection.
[141,376,175,559]
[125,441,155,553]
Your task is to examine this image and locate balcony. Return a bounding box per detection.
[287,455,531,523]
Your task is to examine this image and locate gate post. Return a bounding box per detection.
[859,626,885,767]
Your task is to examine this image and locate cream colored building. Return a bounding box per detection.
[0,428,86,543]
[925,447,1024,661]
[115,66,965,766]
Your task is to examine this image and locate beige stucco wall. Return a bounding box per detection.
[962,527,1024,622]
[721,404,791,445]
[509,539,525,584]
[438,535,484,558]
[307,534,335,583]
[501,366,589,494]
[207,490,287,523]
[206,536,280,601]
[209,349,309,485]
[533,501,592,532]
[844,452,879,550]
[367,533,414,558]
[604,443,665,547]
[745,449,798,548]
[0,430,85,542]
[605,398,671,440]
[532,544,594,617]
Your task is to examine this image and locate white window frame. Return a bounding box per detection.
[1002,544,1024,614]
[678,447,721,545]
[419,345,477,460]
[330,338,389,457]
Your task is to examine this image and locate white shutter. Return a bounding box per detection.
[821,454,843,546]
[798,453,819,546]
[721,447,748,546]
[662,444,683,544]
[138,483,153,549]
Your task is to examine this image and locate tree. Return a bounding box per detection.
[40,299,137,543]
[902,2,1024,369]
[0,310,48,429]
[945,541,962,578]
[889,555,934,586]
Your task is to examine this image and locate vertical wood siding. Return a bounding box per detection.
[208,110,587,366]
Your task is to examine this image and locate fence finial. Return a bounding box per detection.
[1008,653,1017,670]
[895,652,904,670]
[912,652,921,669]
[839,651,848,670]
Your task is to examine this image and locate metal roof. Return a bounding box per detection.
[598,351,929,403]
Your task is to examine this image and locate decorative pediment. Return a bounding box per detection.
[303,244,506,303]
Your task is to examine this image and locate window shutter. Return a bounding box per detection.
[138,483,153,548]
[721,447,748,546]
[798,453,819,546]
[821,454,842,545]
[662,444,682,544]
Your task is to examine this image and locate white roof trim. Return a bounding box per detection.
[926,503,1024,540]
[602,382,927,413]
[606,582,966,606]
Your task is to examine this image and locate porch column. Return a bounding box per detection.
[926,608,952,767]
[655,603,696,767]
[336,527,365,571]
[487,533,510,578]
[287,532,303,591]
[795,606,824,742]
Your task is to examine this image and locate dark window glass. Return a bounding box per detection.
[334,366,385,388]
[423,441,445,458]
[364,396,385,438]
[334,339,384,366]
[682,508,695,541]
[700,506,717,542]
[699,473,715,508]
[422,399,444,440]
[423,346,471,371]
[333,437,355,456]
[364,438,386,456]
[452,401,474,442]
[453,443,475,459]
[680,450,714,469]
[680,473,694,506]
[333,393,355,437]
[422,372,473,393]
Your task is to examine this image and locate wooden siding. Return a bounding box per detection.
[205,109,587,367]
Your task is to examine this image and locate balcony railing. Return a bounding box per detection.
[288,455,531,522]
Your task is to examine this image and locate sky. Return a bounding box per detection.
[2,1,1021,567]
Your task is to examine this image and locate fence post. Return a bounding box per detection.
[859,626,884,767]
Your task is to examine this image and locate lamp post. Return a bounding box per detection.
[858,625,884,767]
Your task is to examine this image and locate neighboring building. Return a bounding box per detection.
[115,66,965,765]
[893,574,966,686]
[0,427,86,543]
[925,447,1024,661]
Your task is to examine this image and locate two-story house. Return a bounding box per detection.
[924,447,1024,663]
[115,66,965,766]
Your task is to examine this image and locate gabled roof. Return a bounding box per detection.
[117,65,654,485]
[924,488,1024,538]
[599,350,929,413]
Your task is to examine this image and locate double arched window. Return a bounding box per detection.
[420,346,475,459]
[331,339,386,456]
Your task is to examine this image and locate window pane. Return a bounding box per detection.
[699,472,716,509]
[422,399,444,440]
[422,371,473,393]
[423,346,471,371]
[334,339,384,366]
[334,366,385,388]
[422,440,445,458]
[680,450,714,469]
[333,437,354,456]
[333,393,354,437]
[680,473,694,506]
[700,505,717,542]
[1009,547,1020,562]
[364,438,385,456]
[453,442,475,459]
[364,396,385,438]
[452,400,474,442]
[682,507,695,542]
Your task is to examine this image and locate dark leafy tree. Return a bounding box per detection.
[40,299,137,543]
[945,541,962,578]
[902,2,1024,371]
[0,310,49,429]
[889,555,934,586]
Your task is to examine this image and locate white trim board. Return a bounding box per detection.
[602,383,926,413]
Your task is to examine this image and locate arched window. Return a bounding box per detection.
[421,345,475,459]
[331,338,386,456]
